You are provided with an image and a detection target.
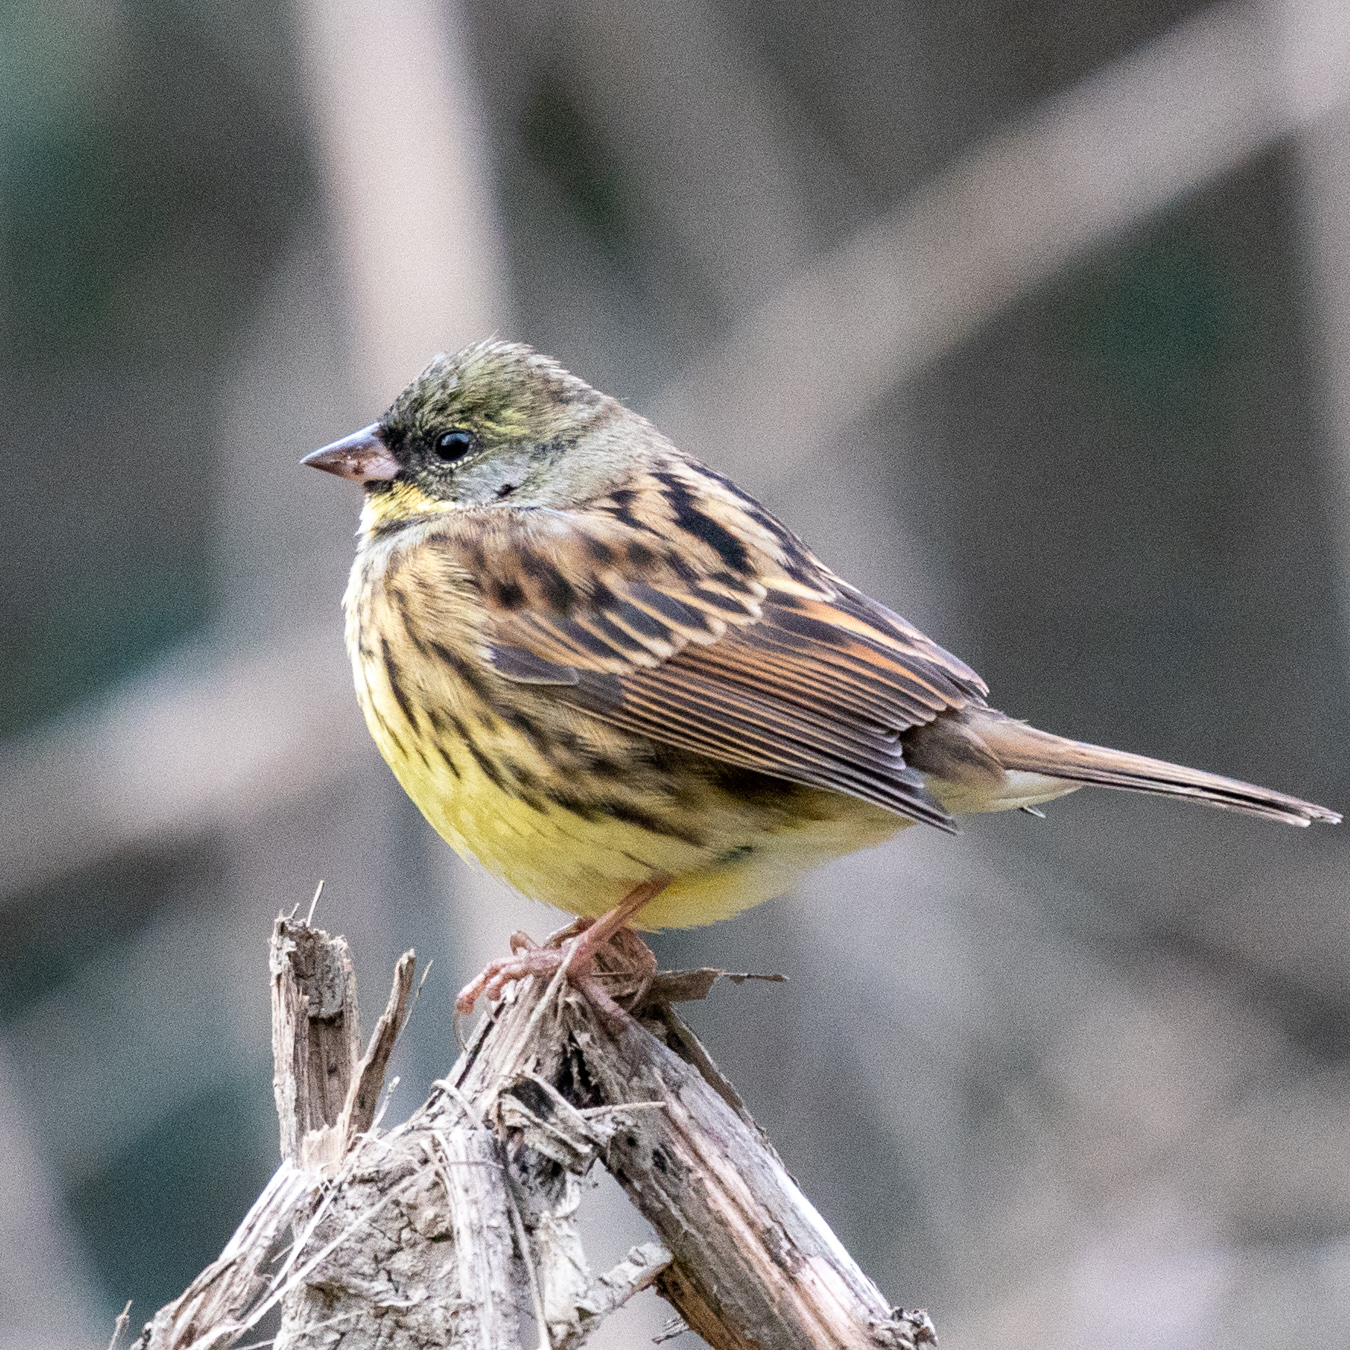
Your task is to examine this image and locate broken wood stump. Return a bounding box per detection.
[134,913,937,1350]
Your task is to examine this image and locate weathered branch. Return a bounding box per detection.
[135,915,936,1350]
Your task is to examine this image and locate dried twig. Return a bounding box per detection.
[136,913,934,1350]
[108,1300,133,1350]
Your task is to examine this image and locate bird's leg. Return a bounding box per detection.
[531,916,661,1026]
[542,916,594,948]
[505,916,592,956]
[455,876,669,1016]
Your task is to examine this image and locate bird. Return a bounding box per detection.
[304,339,1340,1016]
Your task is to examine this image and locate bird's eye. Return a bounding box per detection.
[434,429,474,462]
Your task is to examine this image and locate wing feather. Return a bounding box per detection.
[413,474,988,828]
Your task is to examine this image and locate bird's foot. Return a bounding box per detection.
[458,925,657,1024]
[454,877,667,1020]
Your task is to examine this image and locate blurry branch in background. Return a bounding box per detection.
[521,0,831,311]
[137,916,935,1350]
[655,0,1350,480]
[291,0,506,404]
[0,0,509,907]
[0,632,363,903]
[0,1047,106,1339]
[6,0,1350,907]
[1298,40,1350,657]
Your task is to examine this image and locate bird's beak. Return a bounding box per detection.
[302,424,400,484]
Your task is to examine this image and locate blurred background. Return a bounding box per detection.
[5,0,1350,1345]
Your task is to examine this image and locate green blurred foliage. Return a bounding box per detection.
[68,1069,277,1316]
[0,842,216,1021]
[522,74,636,266]
[0,3,317,1321]
[1064,224,1249,426]
[0,0,316,739]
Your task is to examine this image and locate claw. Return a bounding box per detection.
[483,946,565,1003]
[454,876,671,1018]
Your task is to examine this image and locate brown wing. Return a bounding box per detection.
[556,583,986,829]
[439,471,988,829]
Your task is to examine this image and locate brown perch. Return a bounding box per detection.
[133,914,936,1350]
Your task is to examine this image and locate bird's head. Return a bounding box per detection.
[304,341,646,526]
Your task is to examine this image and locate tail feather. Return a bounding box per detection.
[970,711,1341,828]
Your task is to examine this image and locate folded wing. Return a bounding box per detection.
[432,480,989,831]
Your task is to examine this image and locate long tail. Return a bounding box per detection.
[969,709,1341,827]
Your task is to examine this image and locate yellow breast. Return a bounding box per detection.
[343,535,906,929]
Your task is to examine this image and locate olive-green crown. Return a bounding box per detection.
[380,339,608,451]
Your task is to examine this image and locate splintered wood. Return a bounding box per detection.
[134,917,937,1350]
